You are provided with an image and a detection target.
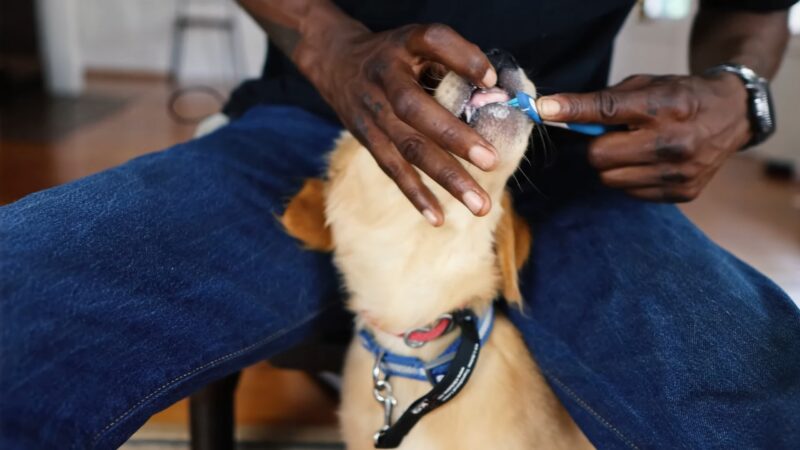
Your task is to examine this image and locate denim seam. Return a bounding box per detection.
[88,304,332,448]
[545,372,640,450]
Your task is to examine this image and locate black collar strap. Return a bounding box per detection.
[374,309,482,448]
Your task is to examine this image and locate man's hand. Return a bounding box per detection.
[238,1,500,226]
[533,5,791,204]
[298,22,499,225]
[535,73,752,202]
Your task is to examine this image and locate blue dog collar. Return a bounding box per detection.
[358,305,495,385]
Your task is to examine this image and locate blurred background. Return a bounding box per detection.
[1,0,798,449]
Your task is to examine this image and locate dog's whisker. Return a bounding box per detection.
[539,126,557,167]
[532,126,555,167]
[518,168,535,189]
[511,173,523,191]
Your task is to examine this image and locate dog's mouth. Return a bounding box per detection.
[431,49,535,157]
[460,86,512,124]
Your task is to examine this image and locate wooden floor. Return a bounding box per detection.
[2,75,798,432]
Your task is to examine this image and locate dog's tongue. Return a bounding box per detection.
[468,87,510,108]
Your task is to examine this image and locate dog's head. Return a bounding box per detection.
[281,50,535,322]
[433,49,535,188]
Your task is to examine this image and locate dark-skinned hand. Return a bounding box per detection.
[536,72,752,202]
[295,21,499,226]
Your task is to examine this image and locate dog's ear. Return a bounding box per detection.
[495,192,532,307]
[279,178,333,252]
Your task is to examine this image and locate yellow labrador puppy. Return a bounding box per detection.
[282,53,592,450]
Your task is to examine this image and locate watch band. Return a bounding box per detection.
[704,63,776,149]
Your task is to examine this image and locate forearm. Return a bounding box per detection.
[690,5,790,78]
[235,0,366,73]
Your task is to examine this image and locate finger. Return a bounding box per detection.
[538,80,698,124]
[376,108,492,216]
[376,64,499,171]
[600,164,692,189]
[349,113,444,226]
[627,185,699,203]
[588,129,693,171]
[535,89,655,124]
[406,23,496,88]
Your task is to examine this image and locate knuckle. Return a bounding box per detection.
[667,85,699,120]
[660,191,686,203]
[391,87,421,121]
[464,49,489,77]
[378,159,404,181]
[587,145,608,168]
[659,166,689,184]
[654,136,692,162]
[350,116,371,143]
[438,126,462,146]
[620,74,645,85]
[360,93,384,117]
[392,25,417,44]
[656,145,690,161]
[420,23,454,47]
[365,56,390,83]
[437,166,463,188]
[680,139,698,158]
[404,186,425,203]
[561,96,582,118]
[594,91,620,120]
[652,75,678,85]
[398,136,428,164]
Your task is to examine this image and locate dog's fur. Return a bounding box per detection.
[281,65,593,449]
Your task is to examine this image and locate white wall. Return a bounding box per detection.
[610,7,800,167]
[37,0,84,96]
[77,0,265,82]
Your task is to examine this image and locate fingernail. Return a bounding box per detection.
[482,68,497,88]
[468,145,498,170]
[462,191,485,215]
[422,209,441,226]
[538,98,561,118]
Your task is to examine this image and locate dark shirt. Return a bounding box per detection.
[225,0,795,122]
[223,0,796,208]
[225,0,637,121]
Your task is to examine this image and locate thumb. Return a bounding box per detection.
[536,91,647,124]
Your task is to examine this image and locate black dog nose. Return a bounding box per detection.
[485,48,519,72]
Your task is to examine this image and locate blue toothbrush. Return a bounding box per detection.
[506,91,620,136]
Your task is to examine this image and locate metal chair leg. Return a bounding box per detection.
[189,371,242,450]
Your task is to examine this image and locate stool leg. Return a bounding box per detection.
[189,371,241,450]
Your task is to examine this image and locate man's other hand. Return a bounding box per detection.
[536,73,752,202]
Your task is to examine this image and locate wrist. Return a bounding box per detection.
[703,71,753,148]
[293,7,369,86]
[704,62,777,149]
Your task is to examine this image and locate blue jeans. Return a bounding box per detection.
[2,105,798,449]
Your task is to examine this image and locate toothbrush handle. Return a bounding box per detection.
[565,122,617,136]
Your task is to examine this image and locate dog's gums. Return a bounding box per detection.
[461,86,512,124]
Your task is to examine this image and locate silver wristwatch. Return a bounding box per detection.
[704,63,776,149]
